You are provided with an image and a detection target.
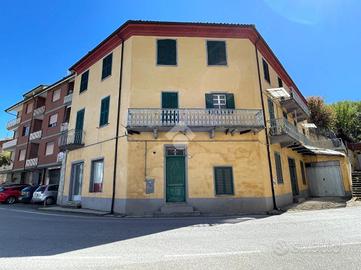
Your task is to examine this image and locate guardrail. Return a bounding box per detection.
[25,158,38,168]
[290,89,310,116]
[6,118,20,130]
[29,130,42,141]
[59,129,85,150]
[2,138,17,150]
[33,106,45,117]
[64,94,73,104]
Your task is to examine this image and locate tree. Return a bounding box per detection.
[0,153,11,167]
[307,96,335,130]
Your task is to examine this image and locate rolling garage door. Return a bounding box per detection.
[306,161,345,197]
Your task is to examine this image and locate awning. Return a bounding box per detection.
[288,143,346,157]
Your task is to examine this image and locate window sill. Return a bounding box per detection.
[215,194,235,197]
[98,123,109,129]
[101,74,112,81]
[79,89,88,95]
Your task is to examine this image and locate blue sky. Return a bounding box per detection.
[0,0,360,138]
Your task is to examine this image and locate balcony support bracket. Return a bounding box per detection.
[209,128,215,139]
[153,128,158,139]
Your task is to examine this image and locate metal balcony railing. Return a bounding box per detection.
[60,122,69,132]
[59,129,85,150]
[127,108,264,131]
[279,89,310,121]
[33,106,45,117]
[29,130,42,141]
[2,138,17,150]
[290,89,310,116]
[25,158,38,168]
[6,118,20,130]
[0,162,13,172]
[63,94,73,104]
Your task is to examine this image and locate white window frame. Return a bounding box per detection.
[45,142,55,156]
[52,89,61,102]
[48,113,58,128]
[212,94,227,109]
[90,159,104,193]
[19,149,26,161]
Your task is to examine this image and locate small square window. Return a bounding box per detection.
[101,53,113,79]
[52,89,61,102]
[45,142,55,156]
[214,166,234,195]
[207,41,227,66]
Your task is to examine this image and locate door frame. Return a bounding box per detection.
[163,144,188,203]
[69,160,84,202]
[288,157,299,196]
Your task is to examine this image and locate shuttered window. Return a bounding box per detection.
[262,59,270,83]
[205,93,235,109]
[101,53,113,79]
[300,161,307,185]
[207,41,227,65]
[214,166,234,195]
[162,92,178,108]
[80,70,89,93]
[157,39,177,65]
[274,152,284,184]
[99,96,110,127]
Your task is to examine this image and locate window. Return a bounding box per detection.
[48,113,58,128]
[79,70,89,93]
[214,166,234,195]
[99,96,110,127]
[101,53,113,79]
[278,77,283,88]
[157,39,177,65]
[90,159,104,192]
[26,103,33,114]
[162,92,178,108]
[207,41,227,65]
[268,98,275,121]
[22,126,30,136]
[45,142,55,156]
[274,152,284,184]
[18,149,26,161]
[52,89,61,102]
[205,93,235,109]
[262,59,270,83]
[300,161,307,185]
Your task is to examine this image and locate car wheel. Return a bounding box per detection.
[6,197,16,204]
[45,197,54,205]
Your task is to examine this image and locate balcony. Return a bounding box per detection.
[279,89,310,121]
[64,93,73,104]
[0,162,13,172]
[29,130,42,141]
[2,138,17,150]
[25,158,38,168]
[59,129,85,150]
[269,119,346,154]
[60,122,69,132]
[127,108,264,137]
[33,106,45,118]
[6,118,20,130]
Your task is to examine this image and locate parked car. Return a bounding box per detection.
[18,185,40,203]
[0,184,30,204]
[32,184,59,205]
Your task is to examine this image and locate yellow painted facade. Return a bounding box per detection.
[61,25,351,215]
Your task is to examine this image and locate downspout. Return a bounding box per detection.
[254,37,278,210]
[110,36,125,214]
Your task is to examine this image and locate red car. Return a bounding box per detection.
[0,184,30,204]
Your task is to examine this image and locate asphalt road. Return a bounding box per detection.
[0,204,361,270]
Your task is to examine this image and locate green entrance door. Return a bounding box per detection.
[166,147,186,203]
[288,158,299,196]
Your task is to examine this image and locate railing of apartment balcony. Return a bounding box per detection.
[128,108,264,130]
[63,94,73,104]
[60,122,69,132]
[6,118,20,130]
[29,130,42,141]
[25,158,38,168]
[0,162,13,172]
[33,106,45,117]
[290,89,310,116]
[59,129,85,150]
[2,138,18,150]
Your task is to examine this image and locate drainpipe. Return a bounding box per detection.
[110,36,125,214]
[254,37,278,210]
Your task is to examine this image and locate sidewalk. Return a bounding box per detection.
[283,197,348,212]
[39,206,110,216]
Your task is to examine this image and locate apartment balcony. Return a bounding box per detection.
[6,118,20,130]
[25,158,38,168]
[127,108,264,137]
[29,130,42,141]
[2,138,17,150]
[64,93,73,104]
[279,89,310,121]
[0,162,13,172]
[60,122,69,132]
[33,106,45,119]
[59,129,85,150]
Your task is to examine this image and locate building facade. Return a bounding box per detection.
[52,21,350,215]
[3,75,74,186]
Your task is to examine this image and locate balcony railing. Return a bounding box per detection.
[59,129,85,150]
[2,138,17,150]
[33,106,45,118]
[0,162,13,172]
[64,94,73,104]
[280,89,310,121]
[25,158,38,168]
[127,108,264,132]
[269,118,346,152]
[60,122,69,132]
[6,118,20,130]
[29,130,42,141]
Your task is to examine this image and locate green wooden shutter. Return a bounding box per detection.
[214,167,234,195]
[79,71,89,93]
[157,39,177,65]
[262,59,270,83]
[226,94,235,109]
[207,41,227,65]
[99,96,110,126]
[274,152,283,184]
[102,54,113,79]
[162,92,178,109]
[268,98,275,120]
[75,109,85,131]
[205,94,214,109]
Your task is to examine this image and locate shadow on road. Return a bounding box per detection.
[0,204,269,258]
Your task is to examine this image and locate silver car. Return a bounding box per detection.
[32,184,59,205]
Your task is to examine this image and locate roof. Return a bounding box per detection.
[304,145,346,157]
[68,20,308,105]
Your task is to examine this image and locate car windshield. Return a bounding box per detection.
[22,186,32,192]
[36,186,46,192]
